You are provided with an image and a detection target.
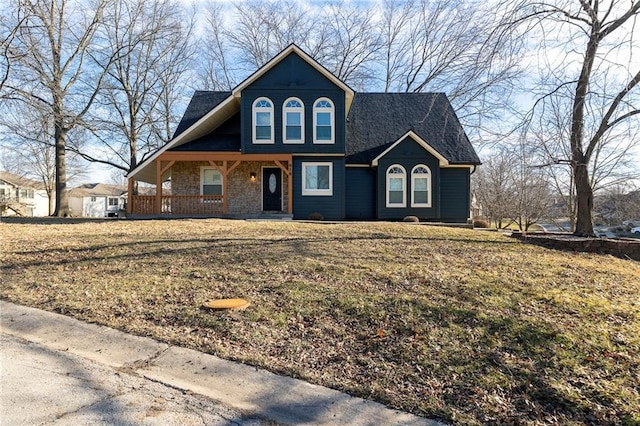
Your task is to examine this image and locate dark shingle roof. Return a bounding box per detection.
[172,91,231,138]
[169,91,480,165]
[171,111,241,152]
[346,93,480,165]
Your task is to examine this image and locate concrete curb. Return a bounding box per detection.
[0,300,441,425]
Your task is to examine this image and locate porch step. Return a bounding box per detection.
[241,213,293,221]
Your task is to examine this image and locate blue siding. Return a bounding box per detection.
[293,157,345,220]
[240,53,346,155]
[440,168,471,222]
[376,137,440,220]
[345,168,376,219]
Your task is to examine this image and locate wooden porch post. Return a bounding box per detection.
[222,160,228,214]
[127,177,133,215]
[155,160,162,214]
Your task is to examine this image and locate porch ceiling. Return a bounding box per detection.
[133,152,294,185]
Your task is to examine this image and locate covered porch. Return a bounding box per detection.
[127,152,293,217]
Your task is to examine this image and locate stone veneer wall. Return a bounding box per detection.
[510,232,640,261]
[171,161,288,214]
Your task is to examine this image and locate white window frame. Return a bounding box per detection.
[252,97,274,144]
[386,164,406,208]
[313,98,334,144]
[200,166,223,197]
[411,165,432,207]
[302,162,333,196]
[108,197,119,207]
[282,97,305,144]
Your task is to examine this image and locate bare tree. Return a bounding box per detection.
[81,0,195,178]
[200,1,381,90]
[595,183,640,226]
[225,0,317,71]
[510,140,553,231]
[1,103,86,214]
[8,0,113,216]
[379,0,524,133]
[472,150,516,229]
[0,1,28,97]
[318,2,382,89]
[199,3,237,91]
[474,143,552,231]
[514,0,640,236]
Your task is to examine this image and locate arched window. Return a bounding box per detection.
[386,165,406,207]
[313,98,334,144]
[411,165,431,207]
[283,98,304,143]
[253,97,274,143]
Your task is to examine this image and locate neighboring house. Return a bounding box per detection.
[0,171,51,217]
[68,183,127,218]
[127,44,481,221]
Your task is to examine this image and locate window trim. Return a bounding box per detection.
[386,164,406,208]
[301,162,333,196]
[411,165,432,207]
[252,97,274,144]
[200,166,223,197]
[282,97,305,144]
[313,97,334,144]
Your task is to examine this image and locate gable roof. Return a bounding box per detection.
[345,93,480,165]
[232,44,355,112]
[371,131,451,167]
[172,91,231,138]
[0,171,46,190]
[68,183,127,198]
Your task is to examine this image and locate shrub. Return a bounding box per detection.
[403,215,420,223]
[307,212,324,221]
[473,217,490,228]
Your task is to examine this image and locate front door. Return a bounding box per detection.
[262,167,282,211]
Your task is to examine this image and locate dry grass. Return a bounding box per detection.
[1,218,639,425]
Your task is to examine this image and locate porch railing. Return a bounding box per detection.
[131,195,224,216]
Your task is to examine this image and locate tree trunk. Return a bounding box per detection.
[569,29,599,237]
[574,163,594,236]
[53,126,69,217]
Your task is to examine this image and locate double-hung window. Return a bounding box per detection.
[386,165,406,207]
[201,167,223,196]
[411,165,431,207]
[313,98,334,144]
[253,97,274,143]
[302,162,333,196]
[283,98,304,143]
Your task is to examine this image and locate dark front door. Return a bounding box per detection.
[262,168,282,211]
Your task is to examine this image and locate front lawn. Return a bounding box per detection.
[1,219,638,425]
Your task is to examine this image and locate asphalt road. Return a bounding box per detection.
[0,333,271,425]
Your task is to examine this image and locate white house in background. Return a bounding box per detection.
[68,183,127,217]
[0,171,51,217]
